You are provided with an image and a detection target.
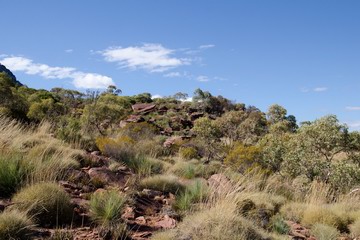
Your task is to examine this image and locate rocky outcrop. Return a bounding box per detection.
[132,103,156,114]
[0,64,22,86]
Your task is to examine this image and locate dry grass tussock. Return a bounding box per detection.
[0,116,80,187]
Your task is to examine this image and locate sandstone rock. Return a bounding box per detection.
[126,114,145,123]
[190,112,204,121]
[154,215,176,229]
[122,206,135,220]
[88,167,129,187]
[163,136,183,147]
[135,216,147,225]
[142,189,163,198]
[132,103,156,114]
[208,173,233,194]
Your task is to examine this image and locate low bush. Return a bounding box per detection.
[311,223,339,240]
[0,152,26,198]
[174,179,209,212]
[123,155,164,176]
[0,210,33,240]
[270,214,290,234]
[139,175,186,194]
[301,205,346,231]
[179,146,199,160]
[89,189,127,227]
[12,182,72,226]
[153,199,271,240]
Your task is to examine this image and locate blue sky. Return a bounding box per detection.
[1,1,360,129]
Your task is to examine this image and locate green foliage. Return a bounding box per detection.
[174,180,209,212]
[267,104,287,124]
[27,98,65,121]
[89,189,127,227]
[329,161,360,192]
[179,146,199,160]
[0,152,26,197]
[270,215,290,234]
[224,143,263,173]
[0,210,33,240]
[12,182,72,226]
[81,94,131,135]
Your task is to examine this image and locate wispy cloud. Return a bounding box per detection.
[196,75,210,82]
[301,87,328,93]
[65,49,73,53]
[101,43,190,72]
[199,44,215,49]
[313,87,328,92]
[0,56,114,89]
[346,106,360,111]
[163,72,181,78]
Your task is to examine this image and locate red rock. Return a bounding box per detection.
[135,216,146,225]
[122,206,135,220]
[208,173,233,194]
[163,136,183,147]
[132,103,156,114]
[88,167,129,187]
[126,114,145,123]
[154,215,176,229]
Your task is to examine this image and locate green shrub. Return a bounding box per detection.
[139,175,185,194]
[224,143,263,173]
[90,189,127,227]
[171,161,197,179]
[0,210,33,240]
[311,223,339,240]
[174,179,209,212]
[123,155,163,176]
[0,152,26,197]
[12,182,72,226]
[270,215,290,234]
[179,146,199,160]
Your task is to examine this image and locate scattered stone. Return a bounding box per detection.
[163,136,183,147]
[208,173,233,194]
[142,189,163,198]
[88,167,129,187]
[154,215,176,229]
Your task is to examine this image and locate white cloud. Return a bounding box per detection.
[1,56,114,89]
[346,106,360,111]
[199,44,215,49]
[151,94,163,99]
[196,75,210,82]
[101,43,189,72]
[163,72,181,78]
[72,73,114,89]
[181,97,193,102]
[65,49,73,53]
[313,87,328,92]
